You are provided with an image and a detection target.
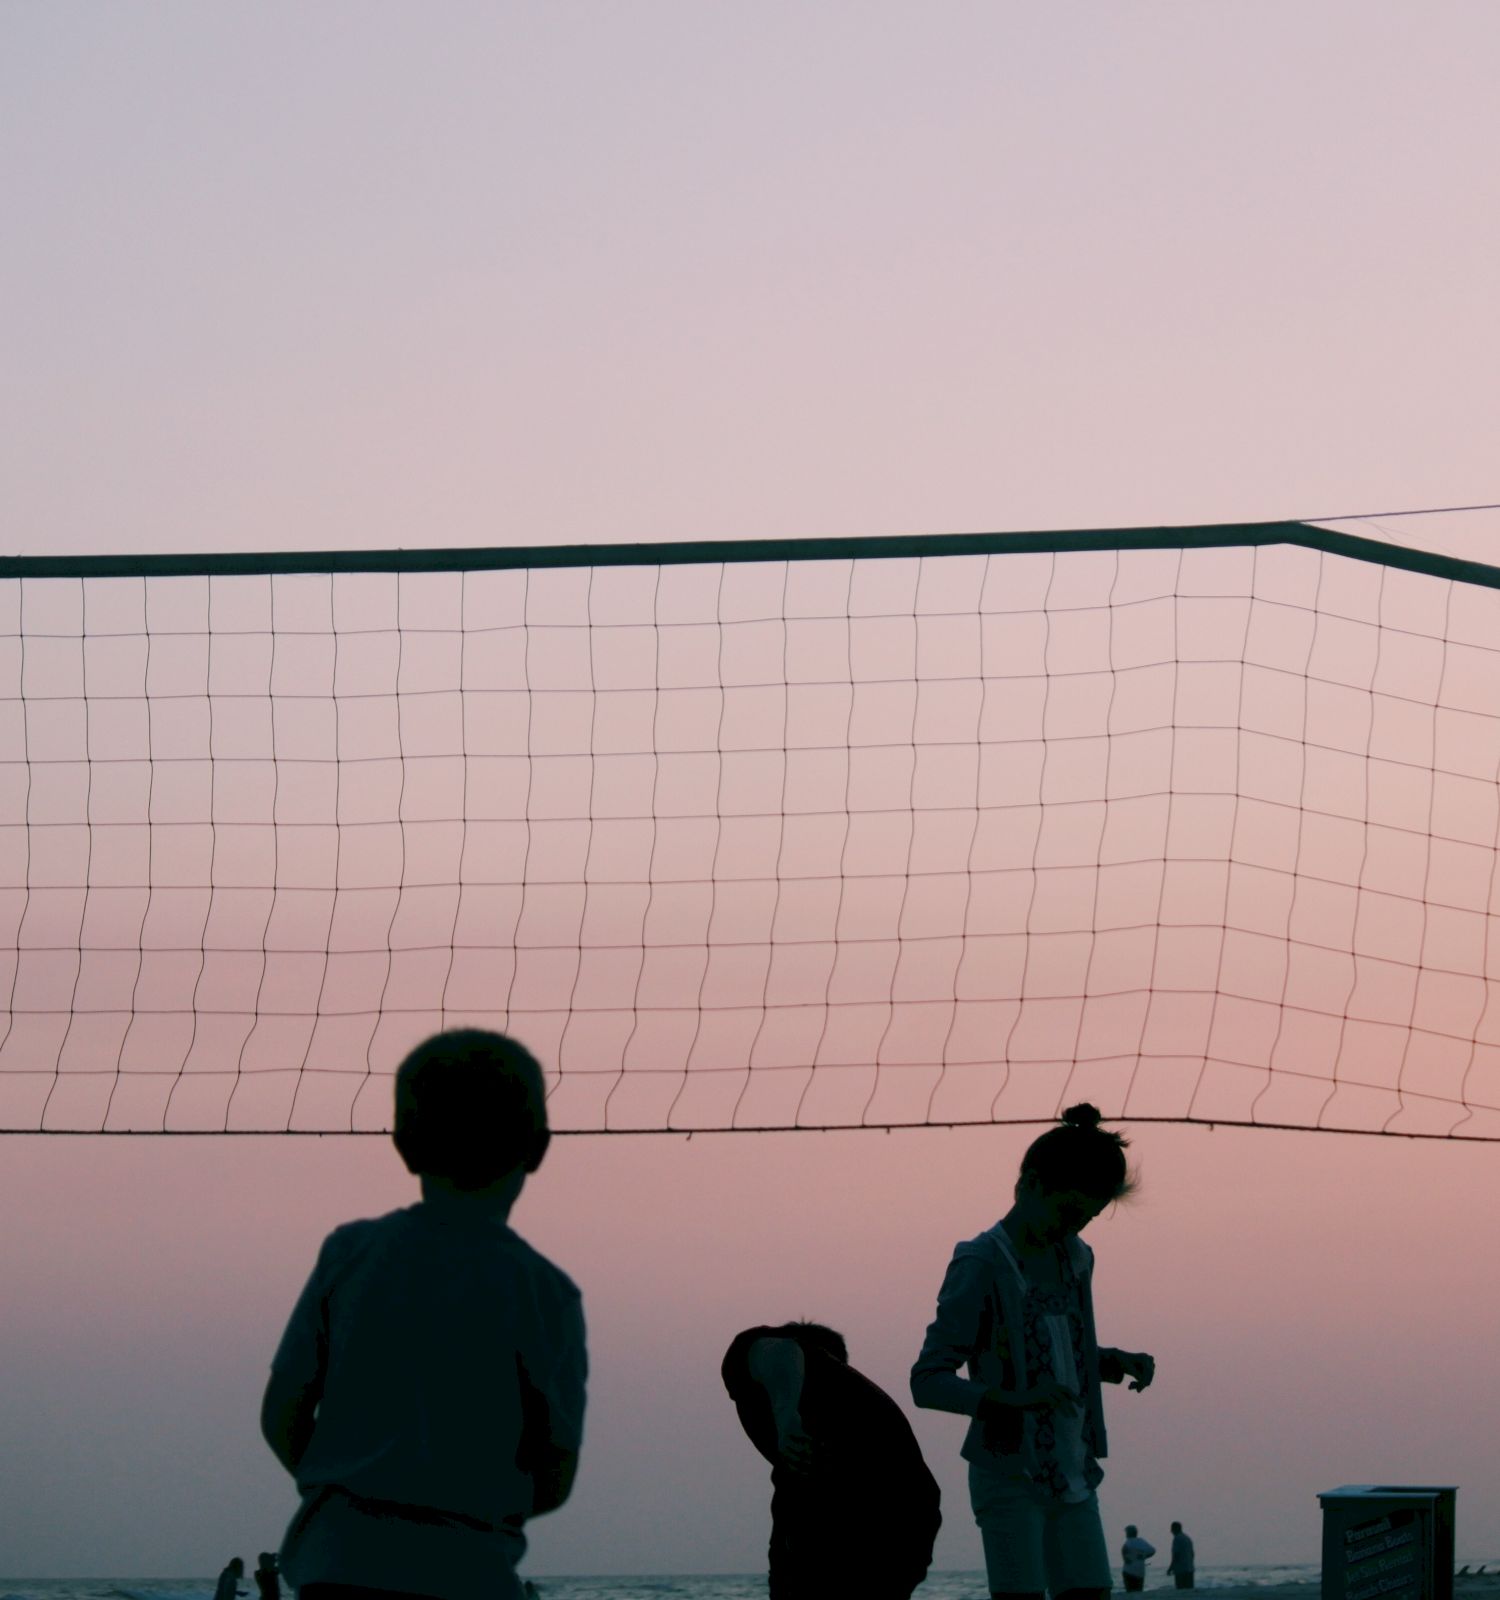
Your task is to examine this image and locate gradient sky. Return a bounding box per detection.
[3,0,1500,1580]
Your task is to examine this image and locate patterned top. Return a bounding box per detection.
[1018,1244,1104,1503]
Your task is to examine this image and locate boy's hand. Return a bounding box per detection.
[1117,1350,1156,1391]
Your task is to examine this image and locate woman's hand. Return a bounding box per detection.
[979,1376,1081,1419]
[1116,1350,1156,1391]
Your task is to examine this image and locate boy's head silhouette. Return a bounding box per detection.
[393,1028,549,1191]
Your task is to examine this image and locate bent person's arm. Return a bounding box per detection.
[745,1335,805,1418]
[745,1337,816,1472]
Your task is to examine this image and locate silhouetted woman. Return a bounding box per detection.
[212,1558,247,1600]
[911,1103,1155,1600]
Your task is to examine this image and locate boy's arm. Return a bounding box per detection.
[518,1285,588,1518]
[262,1233,333,1476]
[528,1443,580,1516]
[261,1367,320,1475]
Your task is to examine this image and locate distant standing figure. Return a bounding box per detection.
[261,1028,588,1600]
[212,1559,247,1600]
[911,1103,1155,1600]
[252,1552,279,1600]
[723,1320,942,1599]
[1122,1525,1157,1591]
[1168,1522,1195,1589]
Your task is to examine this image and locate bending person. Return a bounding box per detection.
[910,1103,1155,1600]
[723,1320,941,1600]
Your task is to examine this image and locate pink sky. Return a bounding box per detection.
[3,0,1500,1579]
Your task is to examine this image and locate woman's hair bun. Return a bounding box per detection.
[1060,1102,1103,1131]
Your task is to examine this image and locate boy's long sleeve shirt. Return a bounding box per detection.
[269,1202,586,1599]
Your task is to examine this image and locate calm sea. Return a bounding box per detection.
[0,1570,1341,1600]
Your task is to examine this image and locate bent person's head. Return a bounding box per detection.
[1126,1526,1138,1539]
[1015,1102,1135,1237]
[768,1320,849,1364]
[393,1028,549,1190]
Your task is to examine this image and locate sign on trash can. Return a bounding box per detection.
[1319,1485,1457,1600]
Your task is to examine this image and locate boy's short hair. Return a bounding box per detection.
[393,1028,549,1189]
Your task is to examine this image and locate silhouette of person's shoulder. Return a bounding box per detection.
[954,1226,1006,1262]
[493,1225,582,1302]
[303,1207,419,1270]
[322,1207,417,1247]
[406,1205,583,1300]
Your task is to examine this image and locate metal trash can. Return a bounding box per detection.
[1318,1485,1457,1600]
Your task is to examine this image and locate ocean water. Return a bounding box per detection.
[0,1569,1339,1600]
[14,1555,1500,1598]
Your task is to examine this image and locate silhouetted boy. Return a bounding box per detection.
[261,1029,587,1600]
[723,1320,941,1599]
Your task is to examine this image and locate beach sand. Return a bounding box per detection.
[1168,1579,1500,1600]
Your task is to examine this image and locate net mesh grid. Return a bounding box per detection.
[5,530,1500,1137]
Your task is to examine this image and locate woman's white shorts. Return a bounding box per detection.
[968,1463,1112,1595]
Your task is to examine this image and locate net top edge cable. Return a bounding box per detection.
[3,1113,1497,1143]
[5,519,1500,590]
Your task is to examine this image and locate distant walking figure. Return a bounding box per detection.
[911,1103,1156,1600]
[723,1320,942,1599]
[252,1553,279,1600]
[261,1029,588,1600]
[1122,1525,1156,1591]
[1167,1522,1195,1589]
[212,1559,247,1600]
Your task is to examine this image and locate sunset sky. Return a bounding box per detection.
[4,1,1500,1580]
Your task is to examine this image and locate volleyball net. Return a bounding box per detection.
[6,517,1500,1138]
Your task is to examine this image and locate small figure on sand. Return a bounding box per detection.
[252,1552,279,1600]
[1167,1521,1195,1589]
[723,1320,942,1598]
[261,1029,587,1599]
[912,1102,1156,1600]
[1122,1525,1157,1591]
[212,1558,247,1600]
